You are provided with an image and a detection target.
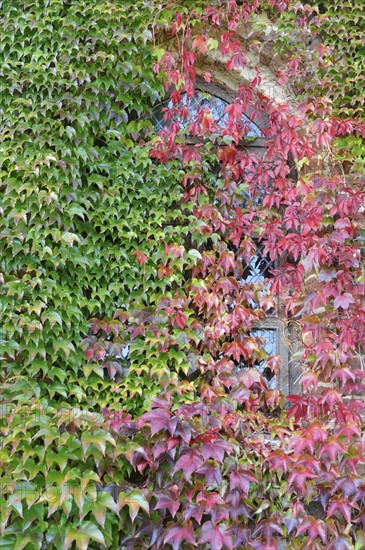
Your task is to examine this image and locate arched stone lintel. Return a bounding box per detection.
[198,48,296,108]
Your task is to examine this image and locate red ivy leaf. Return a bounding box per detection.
[336,421,361,442]
[301,421,327,443]
[224,341,245,362]
[218,251,236,274]
[224,102,243,121]
[226,52,246,70]
[319,436,346,461]
[201,438,231,463]
[192,35,207,54]
[289,434,315,455]
[164,520,196,549]
[175,311,187,329]
[331,367,356,385]
[286,394,308,421]
[174,449,204,481]
[301,370,318,391]
[320,389,342,408]
[132,250,147,266]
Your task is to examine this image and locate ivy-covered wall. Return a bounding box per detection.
[1,1,365,548]
[314,1,364,120]
[278,0,365,173]
[0,1,195,546]
[317,0,365,175]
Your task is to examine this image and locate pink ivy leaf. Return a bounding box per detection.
[327,499,353,524]
[164,520,196,549]
[198,522,233,550]
[288,467,317,493]
[320,389,342,408]
[333,293,355,310]
[333,476,362,499]
[229,469,258,495]
[174,449,204,481]
[175,311,187,329]
[140,408,177,436]
[296,516,327,544]
[238,368,265,389]
[154,486,180,518]
[196,491,225,512]
[132,249,147,266]
[266,451,291,474]
[195,462,222,485]
[319,436,347,461]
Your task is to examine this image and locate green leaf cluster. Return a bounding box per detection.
[0,1,197,547]
[278,1,365,174]
[314,1,365,120]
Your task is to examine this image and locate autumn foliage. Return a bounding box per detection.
[1,0,365,548]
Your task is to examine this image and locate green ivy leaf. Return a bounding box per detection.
[118,490,150,522]
[64,522,105,550]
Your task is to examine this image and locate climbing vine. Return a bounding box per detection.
[276,0,365,174]
[0,1,364,549]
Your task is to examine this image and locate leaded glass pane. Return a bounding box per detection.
[242,245,274,283]
[250,328,277,389]
[152,91,263,137]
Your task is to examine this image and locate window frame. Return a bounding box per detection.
[252,317,290,395]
